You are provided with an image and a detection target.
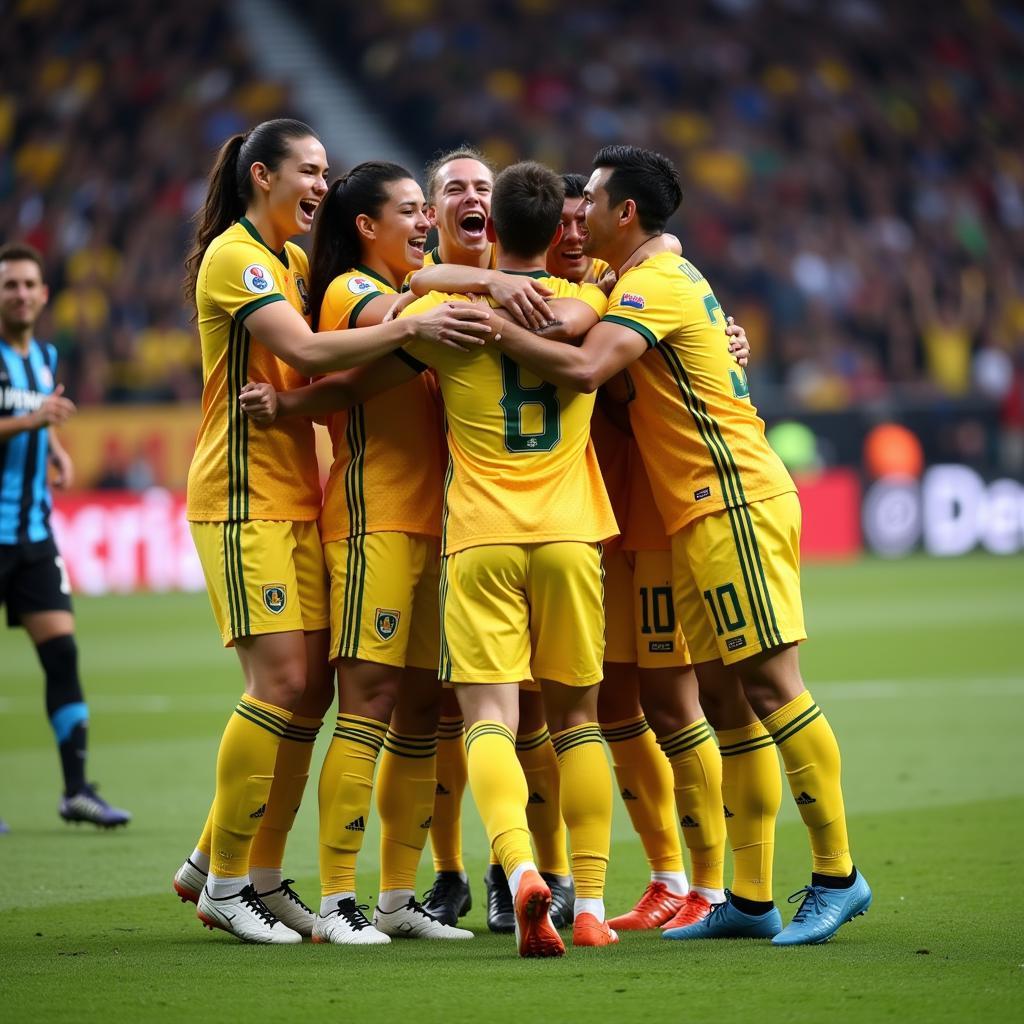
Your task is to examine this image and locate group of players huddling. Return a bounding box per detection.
[170,118,871,957]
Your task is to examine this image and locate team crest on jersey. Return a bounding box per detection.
[262,584,287,614]
[295,274,310,315]
[620,292,645,310]
[374,608,400,641]
[38,365,53,390]
[243,264,273,294]
[347,275,376,296]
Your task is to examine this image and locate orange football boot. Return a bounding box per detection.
[514,870,565,958]
[608,881,688,930]
[573,913,619,947]
[660,890,713,930]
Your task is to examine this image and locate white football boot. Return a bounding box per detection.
[312,897,391,945]
[173,858,207,905]
[196,884,302,944]
[373,897,474,939]
[258,879,316,938]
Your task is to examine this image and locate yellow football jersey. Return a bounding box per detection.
[318,267,446,542]
[621,441,670,552]
[400,274,617,554]
[587,258,611,283]
[187,218,321,522]
[589,404,630,555]
[604,251,794,533]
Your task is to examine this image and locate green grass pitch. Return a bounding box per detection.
[1,555,1022,1022]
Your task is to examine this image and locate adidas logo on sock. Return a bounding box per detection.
[680,815,699,828]
[528,791,546,805]
[435,782,451,796]
[419,816,433,829]
[621,788,638,801]
[723,805,735,818]
[795,791,816,805]
[344,816,366,831]
[249,803,267,819]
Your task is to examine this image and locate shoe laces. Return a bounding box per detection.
[409,898,441,922]
[277,879,313,913]
[238,884,279,927]
[634,881,671,912]
[787,885,828,922]
[424,871,463,902]
[71,783,109,810]
[334,897,373,931]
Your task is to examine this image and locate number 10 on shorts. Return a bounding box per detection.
[702,582,746,636]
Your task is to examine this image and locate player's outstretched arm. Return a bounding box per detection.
[490,313,647,393]
[239,356,419,425]
[243,299,490,376]
[408,266,553,329]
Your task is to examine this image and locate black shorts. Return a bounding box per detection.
[0,537,74,627]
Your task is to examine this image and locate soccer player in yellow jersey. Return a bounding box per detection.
[407,148,575,933]
[176,119,490,945]
[549,172,732,931]
[240,161,472,944]
[267,162,620,956]
[485,145,871,947]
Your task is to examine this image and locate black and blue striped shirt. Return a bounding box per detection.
[0,336,59,544]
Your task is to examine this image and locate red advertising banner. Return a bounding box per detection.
[794,469,863,561]
[51,490,204,594]
[51,473,865,596]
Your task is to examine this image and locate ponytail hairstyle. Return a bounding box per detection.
[184,118,320,305]
[307,160,415,330]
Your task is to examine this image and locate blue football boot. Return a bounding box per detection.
[663,891,782,940]
[772,870,872,946]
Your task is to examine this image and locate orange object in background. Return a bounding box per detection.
[863,422,925,479]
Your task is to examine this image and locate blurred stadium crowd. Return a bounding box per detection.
[3,0,1023,464]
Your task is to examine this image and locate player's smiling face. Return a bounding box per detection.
[547,197,590,283]
[430,158,493,257]
[582,168,618,259]
[365,178,431,276]
[0,258,48,334]
[262,135,330,238]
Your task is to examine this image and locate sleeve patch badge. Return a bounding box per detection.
[620,293,645,310]
[347,276,377,295]
[243,264,274,294]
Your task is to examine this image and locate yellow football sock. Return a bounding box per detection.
[249,714,322,870]
[516,726,569,877]
[318,713,387,897]
[551,724,612,900]
[430,716,467,873]
[464,721,533,878]
[209,694,292,878]
[657,719,726,892]
[377,730,438,892]
[718,721,781,902]
[197,806,213,858]
[763,690,854,877]
[602,716,684,874]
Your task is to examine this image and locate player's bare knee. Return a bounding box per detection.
[735,644,804,718]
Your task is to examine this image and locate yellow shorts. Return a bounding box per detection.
[440,542,604,686]
[324,532,440,670]
[670,491,806,666]
[190,520,330,647]
[603,548,690,669]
